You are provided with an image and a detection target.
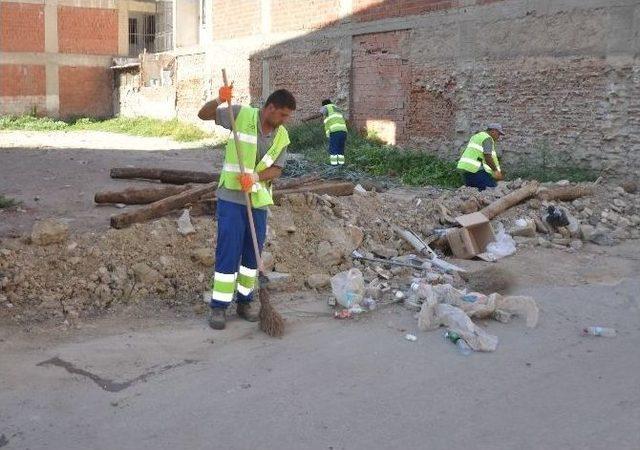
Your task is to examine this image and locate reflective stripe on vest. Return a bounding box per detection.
[218,106,290,208]
[323,104,347,137]
[456,131,500,174]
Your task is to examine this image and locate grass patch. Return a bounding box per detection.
[289,123,600,187]
[0,195,20,209]
[288,122,462,188]
[0,115,212,142]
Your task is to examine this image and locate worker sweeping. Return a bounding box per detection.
[457,123,505,191]
[197,86,296,330]
[321,99,348,166]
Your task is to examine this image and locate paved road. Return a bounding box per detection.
[2,273,639,449]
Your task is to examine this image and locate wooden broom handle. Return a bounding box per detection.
[222,69,264,273]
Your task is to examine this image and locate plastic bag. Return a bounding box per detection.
[486,223,516,258]
[177,209,196,236]
[418,303,498,351]
[330,268,365,308]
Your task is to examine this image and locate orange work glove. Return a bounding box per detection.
[238,173,259,192]
[218,84,233,103]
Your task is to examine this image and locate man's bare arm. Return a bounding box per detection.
[257,166,283,182]
[198,98,221,121]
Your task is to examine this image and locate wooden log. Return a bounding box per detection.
[110,167,318,188]
[273,181,354,202]
[195,181,355,215]
[95,185,192,204]
[110,182,217,229]
[110,167,163,180]
[159,170,218,184]
[537,185,593,202]
[110,181,354,228]
[273,173,320,190]
[96,174,321,206]
[479,182,540,220]
[110,167,219,184]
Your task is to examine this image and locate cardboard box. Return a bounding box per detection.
[447,212,495,259]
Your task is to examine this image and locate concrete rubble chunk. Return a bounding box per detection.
[191,248,214,267]
[317,241,343,267]
[132,263,162,285]
[31,219,69,246]
[265,272,292,291]
[371,245,398,259]
[306,273,331,289]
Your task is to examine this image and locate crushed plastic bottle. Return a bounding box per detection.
[362,298,377,311]
[405,334,417,342]
[443,330,472,356]
[582,326,616,337]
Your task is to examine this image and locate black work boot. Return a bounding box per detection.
[209,308,226,330]
[236,302,259,322]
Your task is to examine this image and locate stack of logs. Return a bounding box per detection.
[97,168,356,229]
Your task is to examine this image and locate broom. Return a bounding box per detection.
[221,69,284,337]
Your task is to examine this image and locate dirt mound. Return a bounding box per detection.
[1,179,638,325]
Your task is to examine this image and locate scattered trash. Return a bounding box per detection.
[405,334,417,342]
[354,184,367,195]
[362,297,377,310]
[447,212,495,259]
[486,223,516,258]
[334,309,353,319]
[348,304,365,315]
[443,329,473,356]
[582,326,616,337]
[462,294,479,303]
[394,291,405,300]
[492,309,513,323]
[544,205,569,228]
[418,303,499,352]
[330,268,365,308]
[176,209,196,236]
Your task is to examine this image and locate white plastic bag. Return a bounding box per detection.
[177,209,196,236]
[418,303,499,351]
[331,268,365,308]
[486,223,516,258]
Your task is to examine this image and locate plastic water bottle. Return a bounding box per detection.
[444,330,472,356]
[582,326,617,337]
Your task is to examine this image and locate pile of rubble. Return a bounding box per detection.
[0,178,638,325]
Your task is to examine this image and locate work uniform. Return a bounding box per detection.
[321,103,347,165]
[456,131,501,191]
[210,105,289,309]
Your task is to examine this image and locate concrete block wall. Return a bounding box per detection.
[186,0,638,178]
[0,0,151,119]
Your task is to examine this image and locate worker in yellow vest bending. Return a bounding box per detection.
[456,123,505,191]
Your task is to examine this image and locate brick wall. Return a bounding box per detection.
[58,7,118,55]
[0,3,45,52]
[352,31,410,145]
[59,66,113,118]
[212,0,260,40]
[353,0,453,22]
[271,0,340,32]
[0,65,46,96]
[269,49,340,120]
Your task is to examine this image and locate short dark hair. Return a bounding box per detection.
[265,89,296,110]
[321,99,332,106]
